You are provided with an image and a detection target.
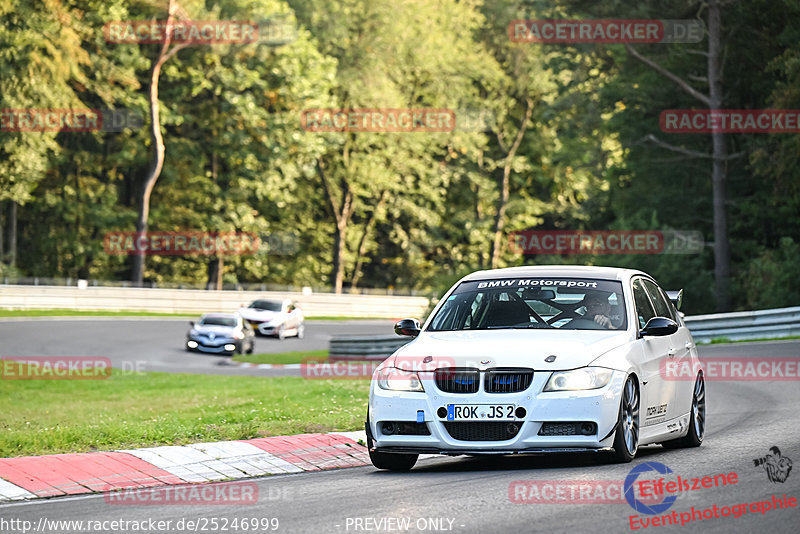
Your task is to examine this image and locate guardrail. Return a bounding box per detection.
[328,306,800,360]
[0,285,430,319]
[683,306,800,343]
[329,335,410,360]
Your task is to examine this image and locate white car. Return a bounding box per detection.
[366,266,705,470]
[238,299,305,339]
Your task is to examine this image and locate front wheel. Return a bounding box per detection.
[608,375,639,463]
[369,450,418,471]
[662,373,705,449]
[296,324,305,339]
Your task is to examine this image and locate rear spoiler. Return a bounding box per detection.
[666,289,683,310]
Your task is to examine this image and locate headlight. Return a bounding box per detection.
[544,367,614,391]
[376,367,424,392]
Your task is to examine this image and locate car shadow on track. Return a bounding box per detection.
[371,445,668,475]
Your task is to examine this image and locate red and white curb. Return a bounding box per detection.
[0,431,367,502]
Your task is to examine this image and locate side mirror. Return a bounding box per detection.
[394,318,421,337]
[666,289,683,310]
[189,321,195,327]
[640,317,678,337]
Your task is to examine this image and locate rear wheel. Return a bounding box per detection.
[608,375,639,463]
[296,324,305,339]
[662,373,705,449]
[368,450,418,471]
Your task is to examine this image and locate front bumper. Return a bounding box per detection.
[187,339,238,353]
[368,369,625,453]
[248,321,281,335]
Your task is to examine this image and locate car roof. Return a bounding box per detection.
[460,265,649,283]
[201,313,239,319]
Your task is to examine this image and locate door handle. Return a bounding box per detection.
[668,348,676,358]
[685,342,694,350]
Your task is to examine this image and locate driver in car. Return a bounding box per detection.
[582,292,621,329]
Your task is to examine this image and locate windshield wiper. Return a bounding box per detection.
[485,323,552,329]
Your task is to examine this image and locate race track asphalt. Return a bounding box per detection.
[0,320,798,533]
[0,317,392,376]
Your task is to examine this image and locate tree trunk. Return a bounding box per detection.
[350,190,387,290]
[317,158,353,294]
[490,98,534,268]
[332,222,347,293]
[7,201,17,268]
[708,0,731,311]
[624,0,731,311]
[0,201,5,262]
[131,1,188,285]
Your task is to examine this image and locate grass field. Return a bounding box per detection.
[0,368,369,457]
[232,350,329,365]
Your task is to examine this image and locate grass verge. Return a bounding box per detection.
[0,369,368,457]
[701,335,800,345]
[232,350,328,365]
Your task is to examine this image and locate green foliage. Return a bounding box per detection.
[1,0,798,313]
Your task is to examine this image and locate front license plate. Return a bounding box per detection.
[446,404,515,421]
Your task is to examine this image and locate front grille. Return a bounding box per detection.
[435,368,479,393]
[443,422,522,441]
[484,368,533,393]
[538,422,597,436]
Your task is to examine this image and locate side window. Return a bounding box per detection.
[464,293,484,328]
[642,279,675,321]
[659,287,680,322]
[631,278,657,329]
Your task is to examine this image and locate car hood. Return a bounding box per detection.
[387,329,632,371]
[239,308,282,321]
[191,325,236,336]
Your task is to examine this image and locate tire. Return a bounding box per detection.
[369,450,418,471]
[246,340,254,354]
[277,324,286,340]
[662,373,705,449]
[296,324,305,339]
[608,375,640,463]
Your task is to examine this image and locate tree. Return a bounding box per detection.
[131,0,190,285]
[623,0,734,310]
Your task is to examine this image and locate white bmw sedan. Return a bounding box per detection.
[366,266,705,470]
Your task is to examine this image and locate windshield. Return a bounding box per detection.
[249,300,282,311]
[428,278,627,331]
[199,317,237,327]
